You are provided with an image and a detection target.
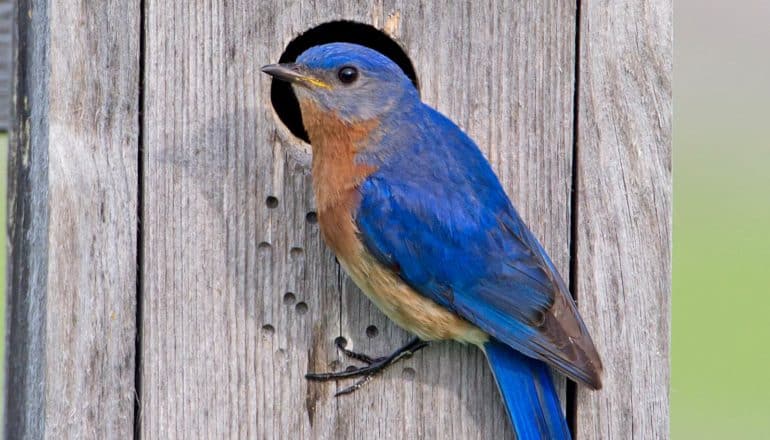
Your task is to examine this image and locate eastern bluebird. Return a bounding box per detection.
[262,42,602,440]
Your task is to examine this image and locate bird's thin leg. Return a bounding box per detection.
[334,337,379,365]
[305,337,428,396]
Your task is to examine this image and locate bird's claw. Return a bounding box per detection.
[334,374,375,397]
[305,337,429,396]
[334,338,383,365]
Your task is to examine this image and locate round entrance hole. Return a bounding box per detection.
[269,21,419,143]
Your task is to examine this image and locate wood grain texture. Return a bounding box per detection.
[0,0,11,129]
[140,1,342,438]
[5,0,140,438]
[574,0,672,438]
[5,0,50,437]
[140,1,576,439]
[338,2,576,439]
[5,0,673,438]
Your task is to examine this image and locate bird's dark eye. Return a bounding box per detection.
[337,66,359,84]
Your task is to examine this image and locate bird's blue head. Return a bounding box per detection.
[262,43,419,123]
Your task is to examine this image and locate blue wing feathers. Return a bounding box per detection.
[356,103,558,331]
[485,339,571,440]
[355,103,602,388]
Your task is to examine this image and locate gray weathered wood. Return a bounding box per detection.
[140,1,576,439]
[6,0,672,438]
[337,2,577,439]
[5,1,49,437]
[0,0,11,130]
[574,0,672,438]
[5,0,140,438]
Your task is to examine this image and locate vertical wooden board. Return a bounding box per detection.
[5,0,50,437]
[337,2,576,439]
[0,0,11,129]
[45,1,140,437]
[142,1,577,439]
[141,1,369,439]
[9,0,141,438]
[575,0,672,438]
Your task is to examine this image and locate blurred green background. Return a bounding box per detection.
[0,1,768,438]
[673,1,770,438]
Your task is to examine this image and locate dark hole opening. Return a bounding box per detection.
[334,336,348,348]
[269,21,420,143]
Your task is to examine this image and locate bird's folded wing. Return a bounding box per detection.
[356,174,602,389]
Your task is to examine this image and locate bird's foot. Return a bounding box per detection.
[305,337,429,396]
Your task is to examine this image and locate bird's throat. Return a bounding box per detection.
[298,99,379,212]
[297,99,378,260]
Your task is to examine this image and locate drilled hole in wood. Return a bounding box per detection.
[265,196,279,208]
[345,365,357,372]
[283,292,296,305]
[295,301,308,315]
[290,247,304,258]
[402,367,416,380]
[334,336,347,348]
[261,324,275,335]
[365,325,379,338]
[305,212,318,224]
[257,242,272,256]
[269,20,419,143]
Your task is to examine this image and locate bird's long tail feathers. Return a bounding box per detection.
[484,338,571,440]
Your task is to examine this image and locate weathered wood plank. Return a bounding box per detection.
[140,1,343,438]
[0,0,11,130]
[338,2,576,439]
[5,1,49,437]
[5,0,140,438]
[140,1,576,439]
[574,0,672,438]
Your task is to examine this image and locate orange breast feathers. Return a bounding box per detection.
[298,99,378,260]
[298,99,487,345]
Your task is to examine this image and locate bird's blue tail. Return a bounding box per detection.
[484,338,571,440]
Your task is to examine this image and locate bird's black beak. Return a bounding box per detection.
[261,63,331,89]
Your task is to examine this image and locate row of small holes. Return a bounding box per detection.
[264,325,380,339]
[259,245,304,259]
[261,298,308,335]
[283,292,308,315]
[258,280,379,338]
[262,194,312,322]
[265,195,318,225]
[261,21,419,377]
[262,198,381,363]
